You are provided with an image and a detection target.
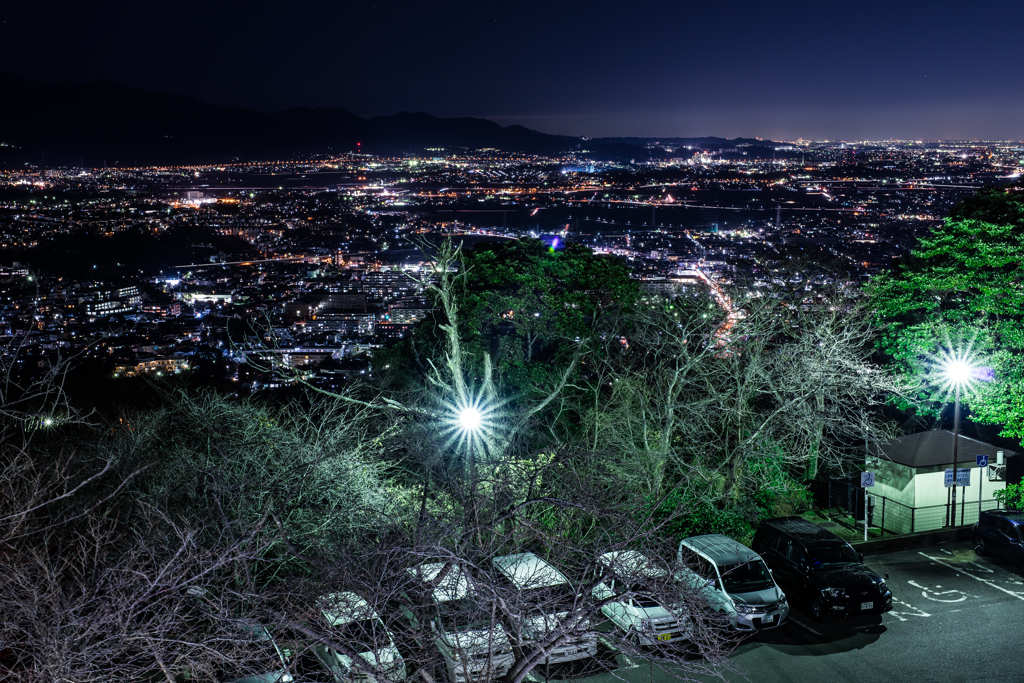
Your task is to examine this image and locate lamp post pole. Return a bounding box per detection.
[949,383,961,528]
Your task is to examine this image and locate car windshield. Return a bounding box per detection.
[623,583,662,609]
[518,583,578,612]
[717,560,774,593]
[807,543,860,567]
[333,617,383,653]
[436,597,492,632]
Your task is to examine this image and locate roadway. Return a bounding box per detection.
[545,541,1024,683]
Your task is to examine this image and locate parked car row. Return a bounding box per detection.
[213,592,406,683]
[219,516,893,682]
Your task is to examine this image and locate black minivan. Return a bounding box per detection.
[752,517,892,621]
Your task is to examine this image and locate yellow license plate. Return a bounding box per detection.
[656,633,672,642]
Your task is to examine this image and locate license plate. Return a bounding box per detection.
[656,633,671,642]
[861,601,873,610]
[763,614,774,623]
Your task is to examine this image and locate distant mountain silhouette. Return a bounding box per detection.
[0,73,634,166]
[592,136,775,148]
[0,73,773,167]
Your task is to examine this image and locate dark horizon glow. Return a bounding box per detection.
[4,0,1023,140]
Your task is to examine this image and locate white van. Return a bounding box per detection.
[406,561,514,683]
[491,552,598,664]
[677,534,789,631]
[313,592,407,682]
[592,550,692,646]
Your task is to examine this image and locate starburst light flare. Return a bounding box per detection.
[459,407,482,432]
[941,356,974,387]
[930,336,992,404]
[433,386,511,466]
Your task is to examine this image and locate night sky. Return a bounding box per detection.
[4,0,1024,140]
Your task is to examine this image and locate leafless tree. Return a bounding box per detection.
[581,285,911,506]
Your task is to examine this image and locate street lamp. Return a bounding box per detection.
[940,354,975,528]
[459,407,482,433]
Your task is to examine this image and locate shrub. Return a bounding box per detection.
[995,482,1024,511]
[646,491,753,542]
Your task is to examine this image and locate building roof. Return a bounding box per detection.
[869,430,1018,469]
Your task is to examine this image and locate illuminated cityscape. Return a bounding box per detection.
[2,139,1020,392]
[4,1,1024,681]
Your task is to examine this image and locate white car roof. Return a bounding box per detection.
[319,591,378,627]
[597,550,668,579]
[680,534,759,566]
[406,562,471,603]
[492,552,569,589]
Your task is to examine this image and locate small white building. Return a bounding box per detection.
[866,430,1016,533]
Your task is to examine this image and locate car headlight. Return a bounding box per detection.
[822,587,848,599]
[878,581,888,594]
[778,595,788,606]
[639,618,653,632]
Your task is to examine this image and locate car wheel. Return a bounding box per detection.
[810,598,824,622]
[974,536,986,556]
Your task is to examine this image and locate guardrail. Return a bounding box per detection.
[819,479,1001,536]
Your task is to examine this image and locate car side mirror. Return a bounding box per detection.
[857,552,865,562]
[884,572,889,581]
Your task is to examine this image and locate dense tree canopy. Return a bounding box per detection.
[457,238,637,391]
[867,187,1024,436]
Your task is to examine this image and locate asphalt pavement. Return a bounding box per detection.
[545,540,1024,683]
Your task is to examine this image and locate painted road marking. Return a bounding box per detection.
[907,579,977,602]
[888,597,931,621]
[788,619,823,637]
[919,552,1024,601]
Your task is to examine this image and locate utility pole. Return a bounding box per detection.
[949,384,961,527]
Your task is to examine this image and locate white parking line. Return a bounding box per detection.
[788,619,823,637]
[919,552,1024,601]
[888,597,931,621]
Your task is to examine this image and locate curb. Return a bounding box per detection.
[850,525,975,555]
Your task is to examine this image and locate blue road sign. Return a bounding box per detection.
[977,454,989,468]
[861,471,875,487]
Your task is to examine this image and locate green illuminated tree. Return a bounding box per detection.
[867,187,1024,436]
[440,238,638,398]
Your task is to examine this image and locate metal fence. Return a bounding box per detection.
[817,479,1001,536]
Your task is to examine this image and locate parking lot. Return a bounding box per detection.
[539,540,1024,683]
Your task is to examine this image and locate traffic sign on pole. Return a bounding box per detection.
[861,471,875,487]
[944,468,971,487]
[977,454,989,468]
